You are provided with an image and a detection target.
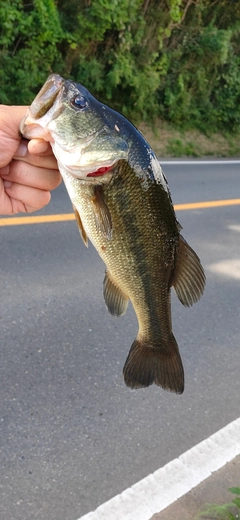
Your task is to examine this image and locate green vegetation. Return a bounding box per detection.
[0,1,65,104]
[196,486,240,519]
[1,1,240,140]
[166,138,199,157]
[140,121,240,157]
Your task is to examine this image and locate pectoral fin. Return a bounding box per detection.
[73,204,88,247]
[172,235,205,306]
[103,271,129,316]
[91,187,112,240]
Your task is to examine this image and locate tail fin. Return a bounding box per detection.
[123,337,184,394]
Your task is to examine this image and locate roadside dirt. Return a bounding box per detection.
[151,455,240,520]
[138,120,240,158]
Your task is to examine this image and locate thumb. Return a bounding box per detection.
[0,105,29,139]
[0,105,29,168]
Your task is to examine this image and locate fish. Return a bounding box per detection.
[20,73,205,394]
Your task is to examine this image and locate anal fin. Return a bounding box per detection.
[103,271,128,316]
[172,234,205,307]
[73,204,88,247]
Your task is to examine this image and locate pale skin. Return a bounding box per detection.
[0,105,61,215]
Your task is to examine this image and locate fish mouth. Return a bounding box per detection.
[20,73,64,140]
[20,73,129,180]
[30,73,64,118]
[54,148,117,180]
[86,165,113,177]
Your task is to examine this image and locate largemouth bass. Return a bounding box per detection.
[20,73,205,394]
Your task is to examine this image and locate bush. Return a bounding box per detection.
[1,0,240,133]
[0,0,66,104]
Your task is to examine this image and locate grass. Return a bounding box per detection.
[196,486,240,519]
[138,119,240,158]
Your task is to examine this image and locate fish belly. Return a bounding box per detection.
[61,163,184,393]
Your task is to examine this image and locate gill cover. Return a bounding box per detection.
[21,74,129,178]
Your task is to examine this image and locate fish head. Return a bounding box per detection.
[20,73,129,179]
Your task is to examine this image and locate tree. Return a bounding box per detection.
[1,0,240,132]
[0,0,65,104]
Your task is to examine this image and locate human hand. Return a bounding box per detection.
[0,105,61,215]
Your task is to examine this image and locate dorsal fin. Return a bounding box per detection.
[72,204,88,247]
[103,271,129,316]
[172,235,205,307]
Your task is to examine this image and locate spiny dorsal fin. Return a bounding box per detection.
[91,186,112,240]
[103,271,129,316]
[72,204,88,247]
[172,234,205,307]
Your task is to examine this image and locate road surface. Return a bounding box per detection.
[0,160,240,520]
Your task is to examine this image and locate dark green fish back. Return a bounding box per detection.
[70,159,187,393]
[22,74,205,394]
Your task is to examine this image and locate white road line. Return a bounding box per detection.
[160,159,240,165]
[77,417,240,520]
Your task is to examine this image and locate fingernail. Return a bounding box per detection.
[3,180,12,188]
[30,139,48,153]
[0,165,10,175]
[14,142,28,157]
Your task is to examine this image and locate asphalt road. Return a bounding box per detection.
[0,161,240,520]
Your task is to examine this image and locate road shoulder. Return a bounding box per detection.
[151,454,240,520]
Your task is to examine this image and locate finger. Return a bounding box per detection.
[28,139,53,155]
[0,165,9,176]
[14,145,58,170]
[3,181,51,213]
[0,178,13,215]
[1,159,61,191]
[14,152,58,170]
[0,107,29,168]
[0,106,29,140]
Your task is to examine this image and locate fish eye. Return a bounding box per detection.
[71,95,87,109]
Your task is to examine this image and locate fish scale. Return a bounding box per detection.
[20,73,205,394]
[61,160,183,388]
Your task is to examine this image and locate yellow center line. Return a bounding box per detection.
[0,213,76,226]
[0,198,240,227]
[174,198,240,210]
